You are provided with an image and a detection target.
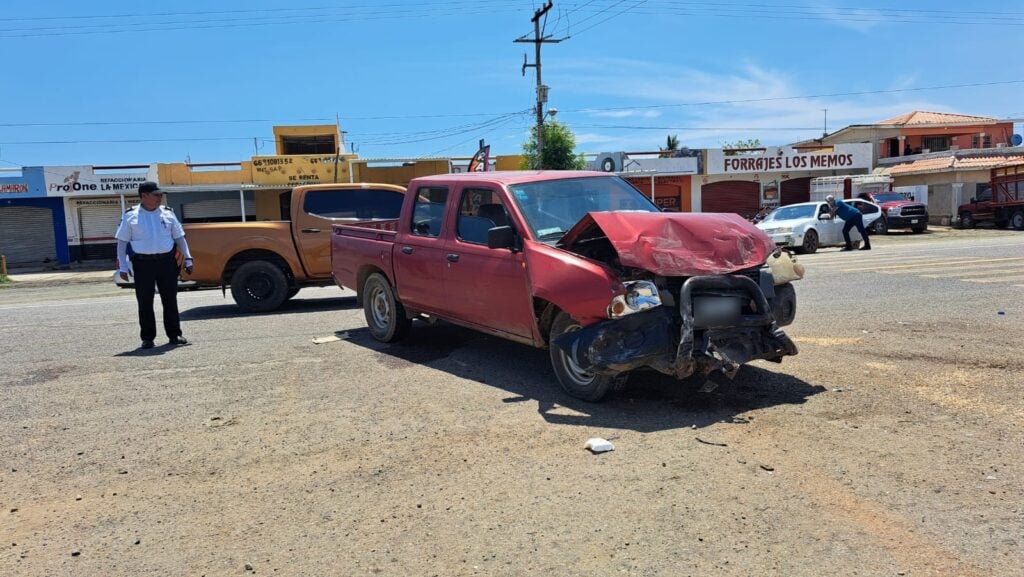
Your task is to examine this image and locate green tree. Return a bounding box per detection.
[520,120,586,170]
[721,138,763,155]
[659,134,680,158]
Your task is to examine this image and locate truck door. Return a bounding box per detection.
[295,186,405,278]
[442,186,534,340]
[972,186,995,222]
[393,185,452,315]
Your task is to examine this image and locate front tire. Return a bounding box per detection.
[798,229,818,254]
[363,273,410,343]
[873,217,889,234]
[231,260,289,312]
[548,311,624,402]
[1011,210,1024,231]
[959,212,975,229]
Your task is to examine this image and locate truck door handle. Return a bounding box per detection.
[401,246,414,255]
[446,253,460,263]
[301,228,321,233]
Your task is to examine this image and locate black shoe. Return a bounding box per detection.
[141,340,155,349]
[859,245,872,251]
[169,336,189,346]
[840,246,854,252]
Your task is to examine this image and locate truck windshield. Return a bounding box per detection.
[508,176,659,240]
[763,205,816,222]
[871,193,907,203]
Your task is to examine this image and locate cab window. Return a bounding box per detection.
[411,186,448,237]
[303,188,404,220]
[456,188,510,245]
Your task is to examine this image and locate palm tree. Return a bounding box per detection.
[660,134,680,158]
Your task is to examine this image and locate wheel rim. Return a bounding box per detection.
[1014,213,1024,228]
[805,232,817,252]
[245,273,274,300]
[369,285,391,329]
[963,214,973,227]
[559,325,595,386]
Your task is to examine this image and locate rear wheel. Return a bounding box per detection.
[1011,210,1024,231]
[549,311,624,402]
[959,212,975,229]
[798,229,819,254]
[231,260,289,312]
[873,217,889,234]
[285,287,300,300]
[363,273,410,343]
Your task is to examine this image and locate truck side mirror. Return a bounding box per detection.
[969,198,976,204]
[487,226,516,250]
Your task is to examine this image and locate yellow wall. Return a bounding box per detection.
[494,155,524,171]
[254,190,286,221]
[157,162,254,185]
[353,160,451,187]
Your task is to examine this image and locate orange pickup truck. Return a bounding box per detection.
[183,182,405,312]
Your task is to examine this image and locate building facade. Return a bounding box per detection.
[0,167,69,266]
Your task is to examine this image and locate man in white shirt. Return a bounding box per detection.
[115,182,194,349]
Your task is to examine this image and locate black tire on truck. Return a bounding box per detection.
[363,273,411,343]
[959,212,975,229]
[285,287,300,300]
[769,283,797,327]
[1011,210,1024,231]
[231,260,289,312]
[873,217,888,234]
[548,311,625,402]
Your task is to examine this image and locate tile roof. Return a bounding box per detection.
[883,154,1024,176]
[877,111,998,126]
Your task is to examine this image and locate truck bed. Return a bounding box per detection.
[331,219,400,290]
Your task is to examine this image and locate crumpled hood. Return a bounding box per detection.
[559,211,776,276]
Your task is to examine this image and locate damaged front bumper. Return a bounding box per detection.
[553,274,797,382]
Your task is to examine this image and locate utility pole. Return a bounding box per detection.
[822,108,828,138]
[515,1,561,169]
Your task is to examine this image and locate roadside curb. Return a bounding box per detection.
[1,273,114,289]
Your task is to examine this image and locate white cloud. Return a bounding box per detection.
[807,3,885,33]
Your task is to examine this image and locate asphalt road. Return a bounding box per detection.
[1,228,1022,576]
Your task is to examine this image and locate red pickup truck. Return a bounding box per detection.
[331,171,799,401]
[857,191,928,233]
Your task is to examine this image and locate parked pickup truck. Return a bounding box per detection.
[183,182,405,312]
[957,185,1024,230]
[331,171,800,401]
[856,191,928,233]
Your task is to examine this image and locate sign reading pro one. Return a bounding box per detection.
[44,166,156,196]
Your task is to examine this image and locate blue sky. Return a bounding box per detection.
[2,0,1023,167]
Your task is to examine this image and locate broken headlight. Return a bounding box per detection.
[608,280,662,318]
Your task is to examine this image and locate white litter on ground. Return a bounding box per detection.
[585,438,614,453]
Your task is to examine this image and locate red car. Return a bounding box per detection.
[331,171,799,401]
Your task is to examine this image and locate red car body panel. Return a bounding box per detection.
[560,211,776,276]
[522,240,623,330]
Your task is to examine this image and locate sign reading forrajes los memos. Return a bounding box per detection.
[706,144,872,174]
[252,155,354,186]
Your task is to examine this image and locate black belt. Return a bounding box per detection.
[133,250,175,261]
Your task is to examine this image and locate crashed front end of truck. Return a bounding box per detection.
[553,212,799,388]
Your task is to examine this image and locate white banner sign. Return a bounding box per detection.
[44,166,157,197]
[706,144,872,175]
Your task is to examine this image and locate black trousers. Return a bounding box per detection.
[133,252,181,341]
[842,213,871,249]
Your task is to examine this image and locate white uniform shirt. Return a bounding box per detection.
[114,205,184,255]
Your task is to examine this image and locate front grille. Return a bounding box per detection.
[901,205,927,217]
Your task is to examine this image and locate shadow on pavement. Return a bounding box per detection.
[343,322,826,433]
[181,295,358,320]
[114,342,190,357]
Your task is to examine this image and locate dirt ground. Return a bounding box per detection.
[2,232,1023,576]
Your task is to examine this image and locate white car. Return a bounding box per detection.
[756,200,883,254]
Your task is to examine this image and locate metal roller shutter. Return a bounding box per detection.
[0,206,56,265]
[78,203,124,260]
[182,198,255,222]
[700,181,759,216]
[780,177,812,206]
